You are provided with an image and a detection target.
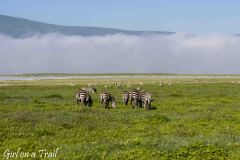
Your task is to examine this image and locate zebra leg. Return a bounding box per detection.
[148,101,151,110]
[84,100,87,107]
[130,98,133,106]
[124,100,127,106]
[145,101,150,110]
[137,100,141,109]
[147,102,150,110]
[143,102,147,109]
[106,100,110,109]
[88,99,93,107]
[103,101,107,108]
[132,100,135,108]
[122,97,125,105]
[125,99,128,105]
[139,100,142,108]
[137,100,140,109]
[134,100,138,108]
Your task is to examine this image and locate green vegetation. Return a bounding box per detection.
[0,77,240,159]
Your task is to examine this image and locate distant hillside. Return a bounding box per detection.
[0,15,175,38]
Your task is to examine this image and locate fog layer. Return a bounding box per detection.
[1,33,240,74]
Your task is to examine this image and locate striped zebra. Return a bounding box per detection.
[129,89,141,108]
[99,91,116,108]
[122,91,129,106]
[76,89,93,107]
[115,82,123,88]
[140,91,153,110]
[81,87,97,94]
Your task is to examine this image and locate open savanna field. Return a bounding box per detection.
[0,75,240,159]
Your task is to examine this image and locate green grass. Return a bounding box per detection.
[0,77,240,159]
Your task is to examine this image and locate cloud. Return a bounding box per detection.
[0,33,240,74]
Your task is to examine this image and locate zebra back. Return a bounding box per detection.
[76,89,92,107]
[79,89,91,101]
[100,91,116,108]
[130,89,141,101]
[100,91,110,102]
[129,89,141,108]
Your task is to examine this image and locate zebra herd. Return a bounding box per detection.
[75,87,153,110]
[122,89,153,109]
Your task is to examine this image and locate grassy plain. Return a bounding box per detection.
[0,75,240,159]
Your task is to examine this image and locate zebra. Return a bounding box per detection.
[68,82,74,86]
[122,91,129,106]
[104,85,109,89]
[129,89,141,108]
[168,81,174,86]
[76,89,93,107]
[115,82,123,88]
[81,87,97,94]
[99,91,116,108]
[140,91,153,110]
[116,83,122,88]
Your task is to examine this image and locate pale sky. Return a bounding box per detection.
[0,0,240,34]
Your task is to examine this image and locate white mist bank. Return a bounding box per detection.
[1,33,240,74]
